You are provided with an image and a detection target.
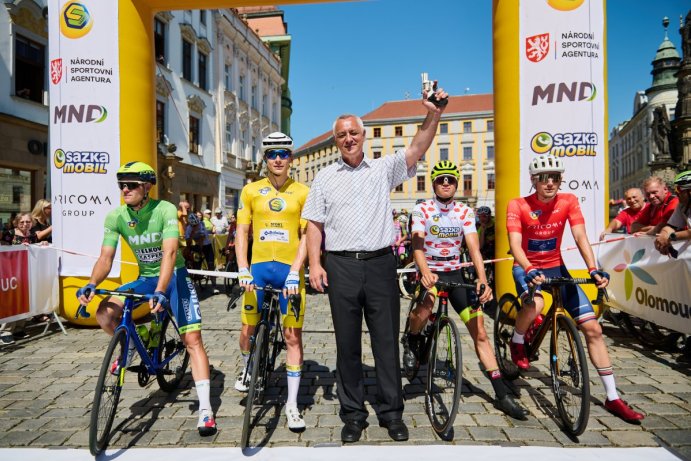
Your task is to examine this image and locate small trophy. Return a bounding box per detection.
[421,72,449,108]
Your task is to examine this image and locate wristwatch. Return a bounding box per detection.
[669,232,677,241]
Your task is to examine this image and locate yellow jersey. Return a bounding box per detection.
[237,177,309,265]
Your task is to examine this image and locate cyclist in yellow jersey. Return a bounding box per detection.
[235,132,309,431]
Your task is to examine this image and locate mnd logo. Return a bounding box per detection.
[612,248,656,300]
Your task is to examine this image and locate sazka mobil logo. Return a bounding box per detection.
[60,2,93,39]
[54,149,109,174]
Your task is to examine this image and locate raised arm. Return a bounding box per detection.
[405,88,448,168]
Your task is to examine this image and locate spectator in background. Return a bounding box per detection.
[655,171,691,255]
[631,177,678,235]
[186,212,215,274]
[178,200,191,247]
[31,199,52,243]
[600,188,647,240]
[211,208,229,235]
[476,206,495,260]
[202,209,214,233]
[1,212,38,246]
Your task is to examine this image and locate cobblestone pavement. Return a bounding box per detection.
[0,287,689,459]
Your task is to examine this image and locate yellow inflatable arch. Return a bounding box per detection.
[60,0,606,323]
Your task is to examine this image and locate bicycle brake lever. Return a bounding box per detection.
[526,286,537,304]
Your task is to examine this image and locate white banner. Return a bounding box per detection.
[48,1,120,276]
[0,246,59,323]
[519,0,606,269]
[598,235,691,335]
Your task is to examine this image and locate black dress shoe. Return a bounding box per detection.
[379,419,409,441]
[494,394,529,420]
[341,420,367,443]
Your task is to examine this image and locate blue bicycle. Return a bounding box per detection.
[87,288,189,456]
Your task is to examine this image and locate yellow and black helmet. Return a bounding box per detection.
[117,161,157,184]
[430,160,459,181]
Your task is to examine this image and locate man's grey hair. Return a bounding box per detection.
[332,114,365,137]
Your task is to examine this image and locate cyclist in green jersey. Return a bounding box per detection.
[76,162,217,436]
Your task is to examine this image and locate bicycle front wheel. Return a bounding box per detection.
[89,329,126,456]
[550,315,590,436]
[425,316,462,436]
[241,323,269,449]
[156,315,190,392]
[398,261,417,299]
[493,293,521,380]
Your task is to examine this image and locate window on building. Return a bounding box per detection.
[200,10,206,26]
[417,176,426,192]
[225,120,233,151]
[14,34,45,104]
[487,119,494,131]
[154,19,166,63]
[463,121,472,133]
[463,146,473,161]
[486,145,494,160]
[182,39,193,81]
[395,126,403,136]
[239,74,245,100]
[373,127,381,138]
[463,174,472,196]
[189,116,200,154]
[262,94,267,114]
[395,183,403,192]
[487,173,495,190]
[440,123,448,134]
[224,63,232,90]
[198,52,208,90]
[373,151,381,159]
[251,85,257,109]
[440,147,448,161]
[156,100,165,143]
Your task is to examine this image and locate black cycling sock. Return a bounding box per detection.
[487,368,508,399]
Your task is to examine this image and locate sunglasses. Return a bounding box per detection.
[533,173,562,183]
[118,181,145,191]
[433,175,458,186]
[264,149,292,160]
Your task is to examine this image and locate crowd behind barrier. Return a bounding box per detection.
[598,234,690,335]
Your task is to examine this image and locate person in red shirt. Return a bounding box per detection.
[631,176,678,235]
[506,154,644,424]
[599,188,647,240]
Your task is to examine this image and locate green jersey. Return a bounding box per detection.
[102,199,185,277]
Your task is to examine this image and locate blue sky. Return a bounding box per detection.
[282,0,688,148]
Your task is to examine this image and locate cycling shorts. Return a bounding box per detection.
[417,270,483,324]
[118,267,202,334]
[512,265,596,325]
[241,261,306,329]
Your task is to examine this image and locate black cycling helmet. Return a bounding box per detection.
[476,206,492,216]
[117,161,157,184]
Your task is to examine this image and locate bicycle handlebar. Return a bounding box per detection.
[526,277,608,304]
[226,285,301,321]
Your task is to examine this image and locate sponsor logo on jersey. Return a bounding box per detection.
[259,229,289,243]
[530,210,542,220]
[258,187,271,196]
[268,198,286,212]
[429,225,460,239]
[128,232,162,246]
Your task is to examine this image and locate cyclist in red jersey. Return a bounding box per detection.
[506,154,644,424]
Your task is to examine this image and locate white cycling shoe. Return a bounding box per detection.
[285,404,306,431]
[234,369,250,392]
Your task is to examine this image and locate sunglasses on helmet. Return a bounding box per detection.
[264,149,292,160]
[433,175,458,186]
[117,181,145,191]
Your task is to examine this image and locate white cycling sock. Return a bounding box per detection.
[286,364,302,405]
[512,331,525,344]
[597,367,619,401]
[195,379,211,411]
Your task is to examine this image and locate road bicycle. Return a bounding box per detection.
[493,277,603,436]
[227,285,300,449]
[88,288,189,456]
[401,280,480,437]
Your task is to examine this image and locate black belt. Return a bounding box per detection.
[430,255,459,261]
[328,247,392,260]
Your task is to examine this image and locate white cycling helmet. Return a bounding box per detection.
[262,132,293,154]
[528,154,565,176]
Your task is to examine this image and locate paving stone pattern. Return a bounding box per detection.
[0,289,689,458]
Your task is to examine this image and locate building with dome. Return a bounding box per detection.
[608,17,681,200]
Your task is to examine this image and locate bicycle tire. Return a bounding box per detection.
[155,315,190,392]
[493,293,521,380]
[398,261,417,299]
[425,316,462,435]
[241,323,269,449]
[89,329,126,456]
[401,296,420,381]
[550,315,590,436]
